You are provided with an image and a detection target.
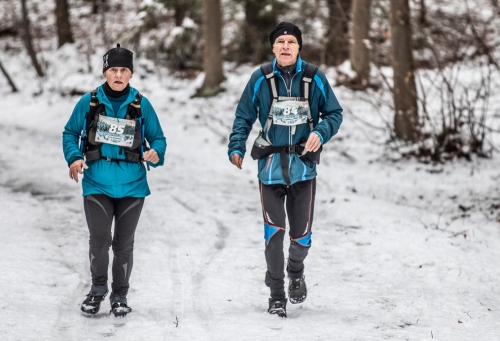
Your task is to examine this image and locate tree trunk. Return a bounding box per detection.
[174,0,189,26]
[20,0,44,77]
[87,0,99,14]
[325,0,352,66]
[418,0,427,26]
[389,0,419,141]
[55,0,74,47]
[236,0,283,65]
[198,0,223,96]
[0,59,18,92]
[350,0,372,86]
[96,0,109,46]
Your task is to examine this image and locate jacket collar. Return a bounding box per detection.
[272,56,304,74]
[96,84,139,106]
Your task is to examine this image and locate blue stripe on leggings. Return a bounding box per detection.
[264,223,282,245]
[294,231,312,247]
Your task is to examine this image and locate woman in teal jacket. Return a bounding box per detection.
[228,22,342,318]
[62,44,166,317]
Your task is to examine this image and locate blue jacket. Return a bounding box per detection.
[228,57,343,185]
[62,85,167,198]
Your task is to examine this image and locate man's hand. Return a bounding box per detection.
[143,149,159,164]
[69,159,88,183]
[304,133,322,152]
[231,154,243,169]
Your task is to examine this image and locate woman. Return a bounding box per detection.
[62,44,167,317]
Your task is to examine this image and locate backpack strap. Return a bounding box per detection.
[125,92,143,119]
[125,92,148,169]
[301,63,318,131]
[80,88,100,153]
[260,63,278,144]
[87,88,100,119]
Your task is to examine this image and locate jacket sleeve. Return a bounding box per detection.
[228,72,260,160]
[62,93,91,167]
[141,96,167,168]
[311,69,343,144]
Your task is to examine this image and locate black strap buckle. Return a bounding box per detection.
[285,145,299,154]
[102,156,120,163]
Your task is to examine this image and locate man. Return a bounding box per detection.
[228,22,343,318]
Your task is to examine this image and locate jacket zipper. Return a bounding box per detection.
[277,69,301,183]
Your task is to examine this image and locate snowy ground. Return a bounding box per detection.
[1,53,500,341]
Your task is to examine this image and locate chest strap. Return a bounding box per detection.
[260,62,318,143]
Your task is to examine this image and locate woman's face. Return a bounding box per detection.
[104,67,133,91]
[272,34,300,67]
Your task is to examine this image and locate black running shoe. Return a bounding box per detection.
[111,302,132,317]
[81,291,108,315]
[288,275,307,304]
[268,298,287,318]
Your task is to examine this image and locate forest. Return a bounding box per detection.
[1,0,500,162]
[1,1,500,339]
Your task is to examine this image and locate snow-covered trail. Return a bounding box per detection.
[1,69,500,340]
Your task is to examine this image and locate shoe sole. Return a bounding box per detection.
[80,306,101,315]
[269,308,287,318]
[289,296,306,304]
[80,310,99,317]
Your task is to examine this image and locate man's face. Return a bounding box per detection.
[272,34,300,67]
[104,67,133,91]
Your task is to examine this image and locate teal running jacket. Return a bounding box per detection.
[62,85,166,198]
[228,57,343,185]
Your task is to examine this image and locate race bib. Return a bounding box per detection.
[95,115,136,147]
[271,100,309,126]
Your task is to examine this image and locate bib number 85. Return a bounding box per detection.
[109,124,124,134]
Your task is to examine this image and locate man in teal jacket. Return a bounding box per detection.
[62,44,166,317]
[228,22,342,318]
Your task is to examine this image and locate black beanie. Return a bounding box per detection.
[269,22,302,51]
[102,43,134,74]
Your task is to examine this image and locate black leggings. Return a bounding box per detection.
[83,195,144,296]
[259,178,316,294]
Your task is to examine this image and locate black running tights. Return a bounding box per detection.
[83,194,144,296]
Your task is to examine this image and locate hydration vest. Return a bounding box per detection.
[250,62,322,185]
[79,89,146,164]
[259,62,319,141]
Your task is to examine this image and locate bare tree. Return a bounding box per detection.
[197,0,224,96]
[85,0,99,14]
[325,0,352,66]
[55,0,74,47]
[389,0,419,141]
[100,0,108,46]
[0,58,18,92]
[235,0,286,65]
[159,0,198,26]
[350,0,372,86]
[418,0,428,26]
[20,0,44,77]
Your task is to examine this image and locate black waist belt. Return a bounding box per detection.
[101,156,124,163]
[85,149,149,170]
[250,143,322,185]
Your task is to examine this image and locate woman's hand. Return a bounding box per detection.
[69,159,88,183]
[143,149,159,164]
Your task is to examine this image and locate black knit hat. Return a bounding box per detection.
[102,43,134,74]
[269,22,302,51]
